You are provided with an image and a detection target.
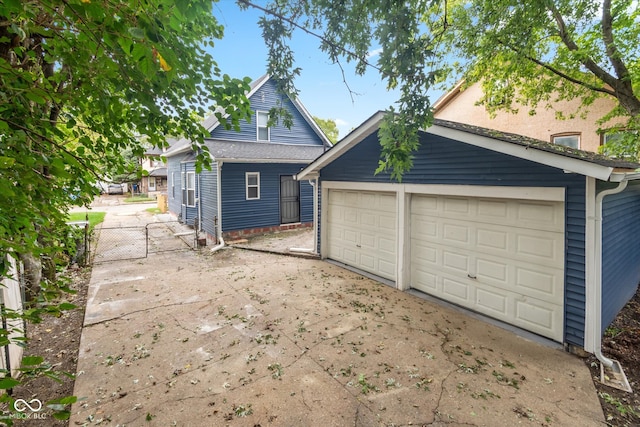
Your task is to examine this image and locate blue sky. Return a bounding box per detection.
[209,1,445,138]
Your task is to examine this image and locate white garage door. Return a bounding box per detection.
[411,194,564,341]
[326,190,396,280]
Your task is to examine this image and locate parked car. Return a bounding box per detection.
[107,183,123,195]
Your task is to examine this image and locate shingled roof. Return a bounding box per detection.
[433,119,640,170]
[204,139,325,162]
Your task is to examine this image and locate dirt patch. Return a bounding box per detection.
[587,287,640,426]
[9,266,90,426]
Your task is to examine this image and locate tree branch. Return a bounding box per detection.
[237,0,381,73]
[544,1,619,90]
[601,0,631,84]
[498,39,616,97]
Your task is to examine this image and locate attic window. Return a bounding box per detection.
[257,111,270,141]
[552,133,580,149]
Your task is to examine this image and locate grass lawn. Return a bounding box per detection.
[68,211,106,231]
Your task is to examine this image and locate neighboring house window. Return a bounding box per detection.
[149,177,156,191]
[552,133,580,149]
[186,171,196,207]
[257,111,270,141]
[602,132,623,146]
[246,172,260,200]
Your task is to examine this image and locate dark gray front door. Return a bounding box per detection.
[280,175,300,224]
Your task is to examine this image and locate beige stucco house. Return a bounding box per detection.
[433,81,625,153]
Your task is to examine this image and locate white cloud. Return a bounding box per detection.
[366,48,383,59]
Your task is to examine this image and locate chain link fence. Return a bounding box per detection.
[92,226,147,263]
[91,221,198,264]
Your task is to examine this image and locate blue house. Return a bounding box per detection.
[165,75,331,240]
[297,111,640,356]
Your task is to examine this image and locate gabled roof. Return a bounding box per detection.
[204,139,325,163]
[148,167,167,177]
[144,137,179,156]
[166,75,331,159]
[297,111,640,182]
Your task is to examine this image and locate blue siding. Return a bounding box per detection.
[199,164,219,238]
[167,156,182,217]
[210,79,324,146]
[601,181,640,331]
[321,131,587,346]
[221,163,312,232]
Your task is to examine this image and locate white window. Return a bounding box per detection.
[148,177,156,191]
[186,172,196,207]
[552,133,580,149]
[246,172,260,200]
[171,172,175,198]
[257,111,270,141]
[181,171,186,205]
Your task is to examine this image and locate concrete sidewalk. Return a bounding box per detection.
[71,205,605,426]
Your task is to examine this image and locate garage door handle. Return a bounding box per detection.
[467,274,477,279]
[356,244,361,248]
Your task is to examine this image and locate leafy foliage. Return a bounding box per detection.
[313,116,339,143]
[241,0,640,170]
[0,0,252,417]
[0,0,252,271]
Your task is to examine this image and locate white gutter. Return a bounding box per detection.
[211,161,225,253]
[289,177,319,255]
[593,179,628,367]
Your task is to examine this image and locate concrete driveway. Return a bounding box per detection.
[71,202,605,426]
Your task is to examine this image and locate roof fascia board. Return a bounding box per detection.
[296,111,386,180]
[428,124,615,181]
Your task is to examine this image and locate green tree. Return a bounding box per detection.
[0,0,251,409]
[240,0,640,174]
[313,116,339,143]
[0,0,252,275]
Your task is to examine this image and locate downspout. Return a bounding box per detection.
[211,161,225,253]
[289,177,318,254]
[593,179,628,368]
[197,173,202,232]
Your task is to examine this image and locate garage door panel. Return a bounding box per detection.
[327,190,396,281]
[476,288,508,316]
[443,197,471,214]
[442,277,469,302]
[443,251,469,273]
[410,194,564,342]
[516,300,560,333]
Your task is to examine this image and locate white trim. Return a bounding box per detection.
[323,180,398,192]
[396,186,409,291]
[297,112,638,183]
[404,184,566,201]
[323,181,565,202]
[320,183,329,259]
[427,124,615,181]
[584,176,597,352]
[256,111,270,141]
[245,172,260,200]
[186,171,196,207]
